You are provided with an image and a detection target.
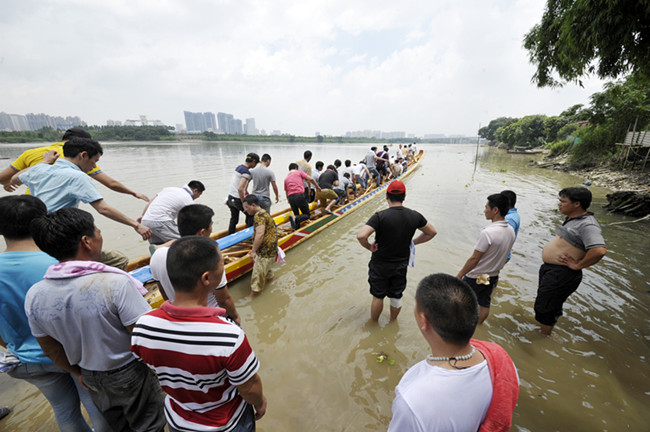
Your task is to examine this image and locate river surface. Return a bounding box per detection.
[0,142,648,431]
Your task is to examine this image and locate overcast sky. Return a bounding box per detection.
[1,0,606,137]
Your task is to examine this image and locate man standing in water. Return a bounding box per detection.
[535,187,606,335]
[243,195,279,297]
[25,208,166,431]
[357,180,437,322]
[457,194,515,325]
[389,273,519,431]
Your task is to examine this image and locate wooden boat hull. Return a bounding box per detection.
[130,152,425,308]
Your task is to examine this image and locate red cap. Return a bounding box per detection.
[387,180,406,194]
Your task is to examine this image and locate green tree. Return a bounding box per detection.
[524,0,650,87]
[479,117,518,141]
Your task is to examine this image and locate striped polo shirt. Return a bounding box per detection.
[130,302,259,431]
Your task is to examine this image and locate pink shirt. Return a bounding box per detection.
[284,170,309,196]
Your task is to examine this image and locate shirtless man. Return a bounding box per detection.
[536,187,607,335]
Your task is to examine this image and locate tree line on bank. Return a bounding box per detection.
[480,72,650,169]
[1,126,479,146]
[496,0,650,169]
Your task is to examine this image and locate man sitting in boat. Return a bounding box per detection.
[316,164,340,214]
[149,204,241,325]
[243,195,279,298]
[285,163,320,230]
[138,180,205,245]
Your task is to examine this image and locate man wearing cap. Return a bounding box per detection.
[0,127,149,201]
[357,180,437,322]
[226,152,260,234]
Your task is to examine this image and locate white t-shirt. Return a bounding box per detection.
[150,246,227,308]
[467,221,516,278]
[228,165,252,198]
[142,186,194,223]
[389,359,493,432]
[25,272,150,371]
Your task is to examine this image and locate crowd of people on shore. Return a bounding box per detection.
[0,129,607,431]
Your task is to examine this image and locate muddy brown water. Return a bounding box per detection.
[0,142,647,431]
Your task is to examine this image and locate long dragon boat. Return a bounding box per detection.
[127,151,425,307]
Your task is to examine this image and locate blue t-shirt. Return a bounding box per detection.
[0,251,58,364]
[505,208,521,260]
[19,159,103,212]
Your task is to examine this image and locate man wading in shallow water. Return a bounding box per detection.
[357,180,437,322]
[535,187,606,336]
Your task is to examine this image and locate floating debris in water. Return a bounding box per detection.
[372,352,395,365]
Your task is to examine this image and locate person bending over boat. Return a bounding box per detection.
[535,187,606,336]
[9,137,152,269]
[364,146,388,188]
[352,161,370,189]
[296,150,315,202]
[139,180,205,245]
[316,164,340,214]
[0,127,149,201]
[150,204,241,325]
[312,160,324,185]
[25,208,166,431]
[356,180,437,322]
[131,236,267,432]
[456,194,515,325]
[249,153,279,213]
[389,273,519,432]
[226,153,259,234]
[0,195,110,432]
[243,195,278,298]
[285,163,320,230]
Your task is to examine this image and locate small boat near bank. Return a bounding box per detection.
[127,152,425,307]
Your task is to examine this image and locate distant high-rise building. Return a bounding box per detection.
[0,112,85,131]
[244,118,257,135]
[217,112,234,134]
[184,111,217,133]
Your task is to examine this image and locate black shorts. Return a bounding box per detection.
[368,259,408,299]
[535,263,582,326]
[463,275,499,308]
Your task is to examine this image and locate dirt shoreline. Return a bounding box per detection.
[536,156,650,192]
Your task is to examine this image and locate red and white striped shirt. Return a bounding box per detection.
[130,302,259,431]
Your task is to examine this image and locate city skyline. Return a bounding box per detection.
[0,109,475,139]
